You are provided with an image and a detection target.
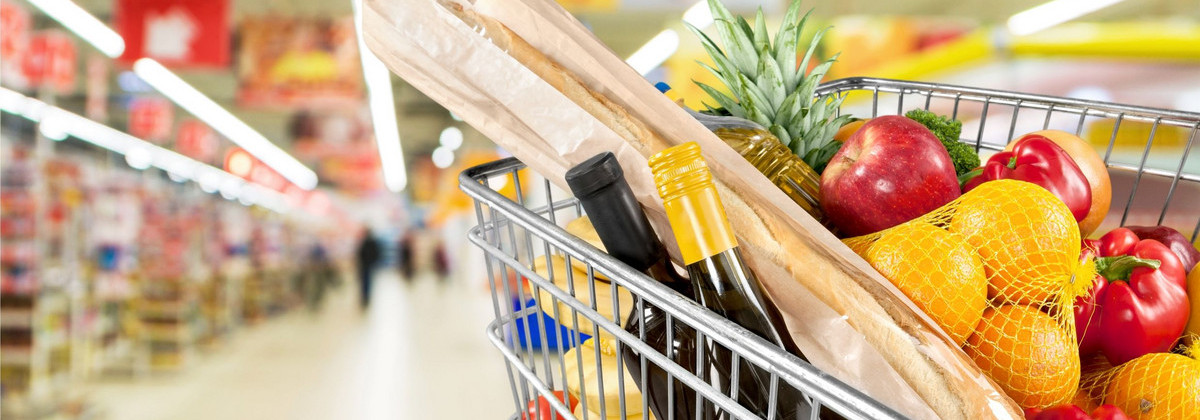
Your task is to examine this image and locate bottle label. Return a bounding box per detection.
[664,187,737,265]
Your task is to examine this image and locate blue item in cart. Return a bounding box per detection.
[509,297,588,351]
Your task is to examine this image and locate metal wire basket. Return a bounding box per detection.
[459,77,1200,420]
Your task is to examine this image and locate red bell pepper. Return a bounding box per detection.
[1124,225,1200,272]
[1024,404,1131,420]
[1089,405,1132,420]
[523,390,577,420]
[1075,228,1191,365]
[962,135,1092,222]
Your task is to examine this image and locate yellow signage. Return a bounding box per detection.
[555,0,619,13]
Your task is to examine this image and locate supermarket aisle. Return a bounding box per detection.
[89,271,513,420]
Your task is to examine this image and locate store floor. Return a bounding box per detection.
[89,271,513,420]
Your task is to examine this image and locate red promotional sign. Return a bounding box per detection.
[237,17,362,109]
[116,0,230,67]
[21,31,77,93]
[176,119,218,162]
[0,2,30,60]
[128,97,174,142]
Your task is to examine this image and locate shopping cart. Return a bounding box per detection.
[460,77,1200,420]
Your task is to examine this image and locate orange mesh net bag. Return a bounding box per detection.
[844,179,1096,411]
[1073,339,1200,420]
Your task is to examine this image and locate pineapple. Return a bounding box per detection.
[686,0,851,173]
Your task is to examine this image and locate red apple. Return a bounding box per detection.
[820,115,961,237]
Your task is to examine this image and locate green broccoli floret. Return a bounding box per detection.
[904,109,979,176]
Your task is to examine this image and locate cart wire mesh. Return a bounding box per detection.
[460,77,1200,420]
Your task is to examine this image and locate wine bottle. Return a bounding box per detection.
[565,152,707,420]
[648,142,827,420]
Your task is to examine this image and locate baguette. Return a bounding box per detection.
[435,3,1017,419]
[363,0,1021,418]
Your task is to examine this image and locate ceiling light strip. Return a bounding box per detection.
[0,87,291,213]
[353,0,408,192]
[627,30,682,75]
[132,58,319,190]
[682,1,715,27]
[1007,0,1127,36]
[627,1,713,75]
[25,0,125,58]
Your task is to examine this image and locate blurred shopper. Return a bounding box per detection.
[304,242,333,312]
[397,231,414,280]
[434,240,450,280]
[356,229,382,308]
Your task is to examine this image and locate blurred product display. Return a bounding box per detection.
[0,136,356,418]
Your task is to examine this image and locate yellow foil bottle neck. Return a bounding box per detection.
[648,142,738,265]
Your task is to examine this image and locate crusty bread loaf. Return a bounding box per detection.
[367,0,1021,418]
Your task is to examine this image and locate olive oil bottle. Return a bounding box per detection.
[565,152,706,420]
[690,110,824,221]
[718,127,823,218]
[647,142,822,420]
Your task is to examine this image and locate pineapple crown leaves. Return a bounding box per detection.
[687,0,847,172]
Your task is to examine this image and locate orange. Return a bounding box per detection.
[833,119,868,142]
[1104,349,1200,420]
[1078,353,1118,408]
[964,305,1080,409]
[1072,388,1100,413]
[864,221,987,346]
[949,180,1081,305]
[1184,266,1199,347]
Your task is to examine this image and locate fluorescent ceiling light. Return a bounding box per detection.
[439,126,463,150]
[431,146,454,169]
[0,89,27,113]
[198,171,221,193]
[39,120,69,141]
[627,30,681,75]
[133,58,318,190]
[26,0,125,58]
[219,177,245,199]
[0,87,292,214]
[353,0,408,192]
[627,2,717,76]
[682,1,714,27]
[1007,0,1126,36]
[124,147,153,170]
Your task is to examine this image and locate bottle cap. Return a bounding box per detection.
[565,152,624,200]
[648,142,737,265]
[567,152,666,271]
[648,142,712,202]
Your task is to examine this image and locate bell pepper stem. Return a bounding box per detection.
[1094,255,1161,282]
[958,167,983,188]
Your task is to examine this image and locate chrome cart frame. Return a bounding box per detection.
[460,77,1200,420]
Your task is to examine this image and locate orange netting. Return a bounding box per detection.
[1073,340,1200,420]
[844,179,1095,411]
